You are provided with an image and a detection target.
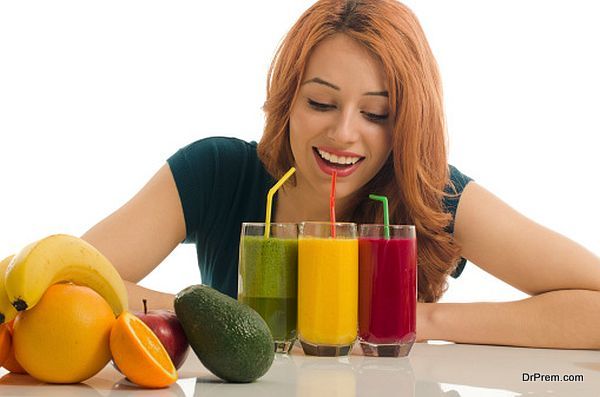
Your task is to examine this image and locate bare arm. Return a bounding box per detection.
[123,281,176,312]
[419,182,600,349]
[81,163,186,312]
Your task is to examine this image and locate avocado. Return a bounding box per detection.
[174,284,274,383]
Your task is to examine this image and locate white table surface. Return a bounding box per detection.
[1,341,599,397]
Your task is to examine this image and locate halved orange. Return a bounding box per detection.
[0,324,10,366]
[110,311,177,388]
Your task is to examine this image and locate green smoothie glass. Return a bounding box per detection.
[238,222,298,353]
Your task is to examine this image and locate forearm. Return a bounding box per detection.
[419,289,600,349]
[125,280,175,312]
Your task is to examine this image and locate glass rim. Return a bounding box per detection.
[241,222,297,227]
[359,224,415,230]
[299,221,357,226]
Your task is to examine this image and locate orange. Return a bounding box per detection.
[1,320,27,374]
[13,283,115,383]
[3,342,28,374]
[110,311,177,388]
[0,324,10,366]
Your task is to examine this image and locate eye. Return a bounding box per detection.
[308,99,335,111]
[362,111,389,123]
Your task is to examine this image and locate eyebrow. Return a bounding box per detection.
[302,77,388,97]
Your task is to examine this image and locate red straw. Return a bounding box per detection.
[330,171,337,238]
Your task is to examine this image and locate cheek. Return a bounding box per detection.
[367,128,393,162]
[290,102,329,137]
[289,106,317,154]
[288,107,309,164]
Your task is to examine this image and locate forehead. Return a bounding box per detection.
[303,33,387,91]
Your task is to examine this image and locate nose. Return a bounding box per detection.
[326,108,360,144]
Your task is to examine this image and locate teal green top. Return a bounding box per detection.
[167,137,473,298]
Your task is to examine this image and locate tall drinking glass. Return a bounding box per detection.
[238,222,298,353]
[358,224,417,357]
[298,221,358,356]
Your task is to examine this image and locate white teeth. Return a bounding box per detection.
[317,149,361,165]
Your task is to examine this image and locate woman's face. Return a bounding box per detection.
[289,33,393,201]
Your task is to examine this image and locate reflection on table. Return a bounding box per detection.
[1,342,599,397]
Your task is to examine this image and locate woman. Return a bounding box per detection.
[82,0,600,349]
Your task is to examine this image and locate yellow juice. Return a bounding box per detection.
[298,237,358,345]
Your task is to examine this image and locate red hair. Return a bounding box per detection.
[258,0,462,302]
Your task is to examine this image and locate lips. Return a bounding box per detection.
[312,147,365,177]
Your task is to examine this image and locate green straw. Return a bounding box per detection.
[369,194,390,239]
[264,167,296,238]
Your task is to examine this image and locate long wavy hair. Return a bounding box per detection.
[257,0,462,302]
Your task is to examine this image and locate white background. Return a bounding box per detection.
[1,1,598,303]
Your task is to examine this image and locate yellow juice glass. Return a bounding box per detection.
[298,221,358,356]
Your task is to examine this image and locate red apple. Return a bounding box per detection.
[133,299,190,370]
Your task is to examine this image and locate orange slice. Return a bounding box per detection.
[0,324,10,366]
[110,311,177,388]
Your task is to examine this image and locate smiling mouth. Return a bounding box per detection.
[313,147,365,167]
[312,147,365,176]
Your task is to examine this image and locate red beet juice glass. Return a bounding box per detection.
[358,224,417,357]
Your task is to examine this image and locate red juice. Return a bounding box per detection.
[358,236,417,351]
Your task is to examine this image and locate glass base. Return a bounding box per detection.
[274,339,296,354]
[300,340,353,357]
[359,340,414,357]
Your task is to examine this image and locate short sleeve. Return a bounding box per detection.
[166,138,221,243]
[443,165,473,278]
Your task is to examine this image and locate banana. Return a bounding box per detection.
[4,234,128,316]
[0,255,18,324]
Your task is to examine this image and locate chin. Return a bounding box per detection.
[323,179,363,209]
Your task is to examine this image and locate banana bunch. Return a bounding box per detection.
[1,234,128,324]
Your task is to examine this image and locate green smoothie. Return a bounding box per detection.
[238,235,298,341]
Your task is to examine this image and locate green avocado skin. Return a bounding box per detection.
[174,284,274,383]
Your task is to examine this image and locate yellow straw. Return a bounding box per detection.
[264,167,296,238]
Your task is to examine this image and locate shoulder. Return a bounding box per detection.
[442,164,473,231]
[172,136,258,161]
[167,136,274,190]
[167,137,261,176]
[165,136,270,242]
[447,164,473,195]
[444,165,473,208]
